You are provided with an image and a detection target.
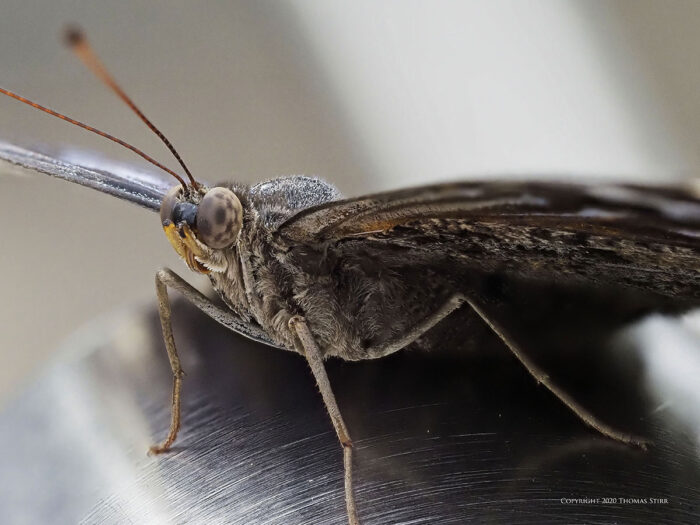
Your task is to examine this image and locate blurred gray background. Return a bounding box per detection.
[2,0,700,405]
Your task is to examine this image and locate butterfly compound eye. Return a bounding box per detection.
[160,185,183,225]
[196,187,243,248]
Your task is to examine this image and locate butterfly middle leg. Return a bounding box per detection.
[288,315,360,525]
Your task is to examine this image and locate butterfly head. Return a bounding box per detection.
[160,185,243,274]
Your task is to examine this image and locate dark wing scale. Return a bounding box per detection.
[0,141,176,211]
[276,181,700,300]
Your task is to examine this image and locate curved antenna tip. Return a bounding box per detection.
[63,25,85,48]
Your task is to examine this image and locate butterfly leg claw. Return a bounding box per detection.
[288,315,360,525]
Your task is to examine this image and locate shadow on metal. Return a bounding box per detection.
[0,298,698,524]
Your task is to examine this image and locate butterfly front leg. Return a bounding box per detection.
[149,267,276,455]
[149,268,186,454]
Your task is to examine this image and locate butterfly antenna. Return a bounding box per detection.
[64,26,199,189]
[0,86,188,188]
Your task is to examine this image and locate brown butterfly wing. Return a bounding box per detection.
[0,141,176,211]
[275,181,700,300]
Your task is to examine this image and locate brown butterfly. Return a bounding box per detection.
[2,29,700,525]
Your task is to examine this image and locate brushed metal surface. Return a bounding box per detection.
[1,298,698,524]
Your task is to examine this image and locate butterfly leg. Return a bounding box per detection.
[288,315,360,525]
[148,268,186,454]
[149,267,272,454]
[463,294,650,449]
[364,294,466,358]
[370,292,648,448]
